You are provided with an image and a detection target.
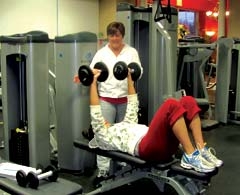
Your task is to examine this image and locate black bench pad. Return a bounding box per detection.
[73,139,177,169]
[74,139,218,180]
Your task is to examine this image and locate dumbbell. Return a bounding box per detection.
[16,169,42,187]
[113,61,141,81]
[27,165,58,189]
[78,62,109,86]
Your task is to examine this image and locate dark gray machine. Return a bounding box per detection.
[48,40,58,160]
[117,1,178,124]
[55,32,97,171]
[149,1,178,122]
[0,31,51,168]
[215,37,240,124]
[117,3,151,125]
[177,42,218,129]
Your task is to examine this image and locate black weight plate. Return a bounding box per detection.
[113,61,128,80]
[128,62,141,81]
[94,62,109,82]
[78,65,93,86]
[16,170,28,187]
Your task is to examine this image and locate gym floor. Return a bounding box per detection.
[0,110,240,194]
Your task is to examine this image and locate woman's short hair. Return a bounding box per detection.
[107,22,125,37]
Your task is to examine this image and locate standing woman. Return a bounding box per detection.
[89,21,143,184]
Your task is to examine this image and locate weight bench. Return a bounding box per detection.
[74,139,218,195]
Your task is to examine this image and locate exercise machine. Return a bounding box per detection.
[48,40,58,162]
[54,32,97,171]
[117,2,152,125]
[215,37,240,124]
[117,0,178,124]
[177,41,219,129]
[149,0,178,122]
[0,31,51,168]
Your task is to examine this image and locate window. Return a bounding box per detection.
[178,11,196,35]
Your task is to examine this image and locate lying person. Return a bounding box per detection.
[88,69,223,173]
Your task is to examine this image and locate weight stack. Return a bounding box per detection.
[9,129,29,166]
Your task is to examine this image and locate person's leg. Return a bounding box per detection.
[116,103,127,122]
[94,101,127,185]
[138,98,186,162]
[96,155,110,175]
[189,114,223,167]
[189,114,205,148]
[179,96,204,147]
[172,115,215,173]
[179,96,223,167]
[94,100,116,183]
[138,98,215,172]
[171,116,195,155]
[100,100,117,123]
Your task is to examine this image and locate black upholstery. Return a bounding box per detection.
[73,139,218,179]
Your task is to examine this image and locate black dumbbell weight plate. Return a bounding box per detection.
[94,62,109,82]
[78,65,93,86]
[16,170,28,187]
[128,62,141,81]
[27,172,40,189]
[113,61,128,80]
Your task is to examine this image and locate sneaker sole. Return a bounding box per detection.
[203,158,224,168]
[216,162,224,167]
[180,162,215,173]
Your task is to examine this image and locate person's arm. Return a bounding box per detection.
[131,47,143,79]
[127,70,136,95]
[122,70,139,124]
[90,69,101,105]
[89,69,110,135]
[73,75,80,83]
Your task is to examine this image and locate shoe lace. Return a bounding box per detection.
[197,143,217,159]
[208,147,217,156]
[193,152,213,167]
[196,143,204,153]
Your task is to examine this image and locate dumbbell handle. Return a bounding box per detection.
[129,69,135,73]
[35,169,42,175]
[37,170,53,180]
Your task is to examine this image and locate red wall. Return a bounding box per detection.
[161,0,217,11]
[161,0,222,41]
[145,0,229,41]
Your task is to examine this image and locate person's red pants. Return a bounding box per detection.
[138,96,201,162]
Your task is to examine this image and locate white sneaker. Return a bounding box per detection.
[93,169,109,187]
[200,146,223,167]
[97,169,108,177]
[181,150,215,173]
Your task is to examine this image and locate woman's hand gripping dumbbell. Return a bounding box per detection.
[75,62,109,86]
